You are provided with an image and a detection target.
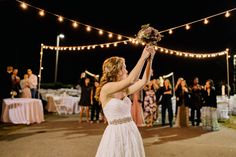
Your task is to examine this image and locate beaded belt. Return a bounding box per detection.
[109,117,133,125]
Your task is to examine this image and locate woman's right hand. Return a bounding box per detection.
[141,45,156,60]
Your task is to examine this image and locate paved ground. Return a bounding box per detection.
[0,113,236,157]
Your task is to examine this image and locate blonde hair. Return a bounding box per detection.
[164,78,172,89]
[95,56,125,101]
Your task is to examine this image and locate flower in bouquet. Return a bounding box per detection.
[136,24,163,45]
[10,90,17,98]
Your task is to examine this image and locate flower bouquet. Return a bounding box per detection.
[136,24,163,45]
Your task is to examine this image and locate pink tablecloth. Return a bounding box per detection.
[1,98,45,125]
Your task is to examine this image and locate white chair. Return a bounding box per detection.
[47,96,68,115]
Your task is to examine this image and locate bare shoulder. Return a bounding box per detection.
[100,83,113,108]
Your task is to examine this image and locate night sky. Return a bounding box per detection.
[1,0,236,89]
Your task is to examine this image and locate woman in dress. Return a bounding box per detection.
[201,79,220,131]
[174,79,190,128]
[78,77,93,123]
[95,45,156,157]
[143,81,157,127]
[131,90,145,127]
[20,74,32,98]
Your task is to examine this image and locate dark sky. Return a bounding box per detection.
[1,0,236,88]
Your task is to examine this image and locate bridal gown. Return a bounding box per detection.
[95,96,145,157]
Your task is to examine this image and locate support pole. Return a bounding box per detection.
[38,43,44,98]
[226,49,230,98]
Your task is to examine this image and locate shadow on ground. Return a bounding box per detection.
[139,125,209,146]
[0,113,211,144]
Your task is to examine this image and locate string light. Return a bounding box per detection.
[108,33,113,38]
[20,2,27,9]
[117,35,122,40]
[225,11,230,17]
[185,24,190,30]
[58,16,63,22]
[203,18,209,24]
[99,30,103,35]
[39,10,45,16]
[86,26,91,32]
[168,29,173,34]
[72,21,78,28]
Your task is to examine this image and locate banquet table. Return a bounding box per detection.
[1,98,45,125]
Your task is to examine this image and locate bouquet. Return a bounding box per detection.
[136,24,163,45]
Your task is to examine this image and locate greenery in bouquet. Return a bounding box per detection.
[136,24,163,45]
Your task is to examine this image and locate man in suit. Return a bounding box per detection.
[0,65,13,121]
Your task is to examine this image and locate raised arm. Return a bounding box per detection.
[101,45,154,97]
[126,51,155,95]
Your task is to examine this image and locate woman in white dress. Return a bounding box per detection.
[95,45,156,157]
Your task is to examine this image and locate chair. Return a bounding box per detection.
[47,96,68,115]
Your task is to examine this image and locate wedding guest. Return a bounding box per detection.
[189,77,203,126]
[174,77,184,116]
[201,79,220,131]
[90,80,101,123]
[130,90,145,127]
[20,74,32,98]
[78,77,93,123]
[0,65,13,120]
[11,68,21,98]
[143,81,157,127]
[27,69,38,98]
[174,79,190,128]
[159,78,173,127]
[153,78,162,123]
[0,66,13,98]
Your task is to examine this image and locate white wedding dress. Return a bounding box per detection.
[95,96,145,157]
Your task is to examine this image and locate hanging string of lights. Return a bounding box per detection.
[42,40,129,51]
[16,0,131,40]
[42,39,228,59]
[127,38,229,58]
[154,46,228,59]
[17,0,236,38]
[17,0,232,59]
[159,8,235,34]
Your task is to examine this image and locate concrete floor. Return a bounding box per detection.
[0,114,236,157]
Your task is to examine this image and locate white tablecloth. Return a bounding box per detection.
[45,94,80,114]
[1,98,45,125]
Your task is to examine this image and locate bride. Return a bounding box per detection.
[95,45,156,157]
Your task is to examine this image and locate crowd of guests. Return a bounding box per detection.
[0,65,38,118]
[138,76,220,131]
[0,66,38,99]
[76,71,220,132]
[0,65,220,132]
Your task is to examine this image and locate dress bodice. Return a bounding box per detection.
[103,96,132,122]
